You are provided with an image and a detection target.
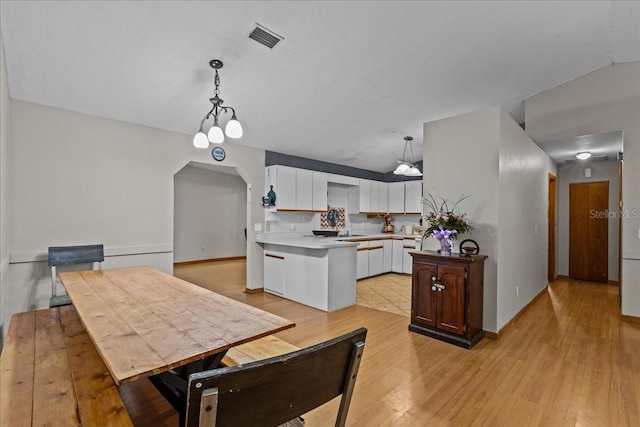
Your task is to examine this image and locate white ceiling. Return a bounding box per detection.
[1,1,638,172]
[536,131,623,164]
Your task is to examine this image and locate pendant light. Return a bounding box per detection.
[393,136,422,176]
[193,59,243,148]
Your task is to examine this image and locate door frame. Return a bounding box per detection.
[548,173,557,283]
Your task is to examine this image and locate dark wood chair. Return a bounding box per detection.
[185,327,367,427]
[48,244,104,307]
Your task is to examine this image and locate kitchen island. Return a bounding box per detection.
[256,234,358,311]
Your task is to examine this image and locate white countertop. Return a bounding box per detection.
[256,232,423,250]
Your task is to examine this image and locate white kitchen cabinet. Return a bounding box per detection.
[370,181,380,213]
[402,238,415,274]
[296,168,313,210]
[347,186,359,215]
[359,179,371,213]
[357,249,369,280]
[379,182,389,214]
[383,239,392,272]
[392,238,404,273]
[264,253,285,295]
[312,171,328,211]
[404,180,423,214]
[388,182,405,214]
[368,240,384,276]
[266,165,297,210]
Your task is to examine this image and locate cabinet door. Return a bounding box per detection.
[275,166,296,210]
[388,182,405,214]
[383,239,392,272]
[359,180,371,213]
[296,169,313,210]
[357,248,369,279]
[264,253,285,295]
[312,172,328,211]
[368,241,384,276]
[412,262,438,327]
[370,181,380,213]
[404,181,423,214]
[392,239,403,273]
[379,182,389,214]
[437,264,466,335]
[402,239,414,274]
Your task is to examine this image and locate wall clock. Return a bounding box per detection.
[211,147,226,161]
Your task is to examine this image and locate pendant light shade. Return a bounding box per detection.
[193,131,209,148]
[208,123,225,144]
[225,116,243,138]
[405,166,423,177]
[194,59,243,148]
[394,163,411,175]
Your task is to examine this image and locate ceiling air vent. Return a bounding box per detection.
[247,23,284,49]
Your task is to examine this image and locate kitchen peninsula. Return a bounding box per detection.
[256,234,358,311]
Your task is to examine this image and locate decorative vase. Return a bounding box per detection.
[439,238,452,256]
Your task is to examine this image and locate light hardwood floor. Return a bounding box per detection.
[120,260,640,426]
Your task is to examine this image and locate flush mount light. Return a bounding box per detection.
[393,136,422,176]
[193,59,243,148]
[576,151,592,160]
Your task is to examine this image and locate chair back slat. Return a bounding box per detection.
[186,327,367,427]
[48,244,104,266]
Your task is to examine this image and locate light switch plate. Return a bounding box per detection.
[254,223,262,231]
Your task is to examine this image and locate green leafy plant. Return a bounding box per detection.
[422,194,473,240]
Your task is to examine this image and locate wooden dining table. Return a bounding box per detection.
[60,265,295,421]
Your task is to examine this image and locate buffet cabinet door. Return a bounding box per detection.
[437,265,466,335]
[412,262,438,327]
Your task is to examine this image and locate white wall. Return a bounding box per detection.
[423,106,554,333]
[424,107,501,332]
[557,160,620,281]
[525,62,640,318]
[0,30,10,348]
[174,165,247,262]
[497,108,555,329]
[5,100,266,333]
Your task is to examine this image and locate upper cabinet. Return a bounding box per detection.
[388,182,405,214]
[266,165,420,215]
[266,166,327,212]
[359,180,389,215]
[312,172,328,211]
[388,181,423,215]
[404,181,423,214]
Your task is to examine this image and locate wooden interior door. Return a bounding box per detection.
[569,182,608,282]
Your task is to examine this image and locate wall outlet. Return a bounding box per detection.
[516,286,519,298]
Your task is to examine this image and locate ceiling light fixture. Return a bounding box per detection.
[576,151,592,160]
[193,59,243,148]
[393,136,423,176]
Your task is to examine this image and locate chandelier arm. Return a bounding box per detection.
[199,105,218,130]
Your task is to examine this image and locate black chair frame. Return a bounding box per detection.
[185,327,367,427]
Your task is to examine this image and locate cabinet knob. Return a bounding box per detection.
[432,276,437,282]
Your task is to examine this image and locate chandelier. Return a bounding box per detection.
[193,59,243,148]
[393,136,422,176]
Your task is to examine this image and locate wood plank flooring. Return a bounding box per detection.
[120,260,640,426]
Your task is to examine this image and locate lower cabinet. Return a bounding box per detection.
[409,251,487,349]
[392,239,404,273]
[264,253,285,295]
[368,241,384,277]
[356,248,369,279]
[383,240,392,272]
[402,238,415,274]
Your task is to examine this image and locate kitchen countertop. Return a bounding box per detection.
[256,232,423,250]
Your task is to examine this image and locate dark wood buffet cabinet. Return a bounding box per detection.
[409,251,487,349]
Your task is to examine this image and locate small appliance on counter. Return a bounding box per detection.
[382,215,394,233]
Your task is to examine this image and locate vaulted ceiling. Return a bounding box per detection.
[1,1,638,172]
